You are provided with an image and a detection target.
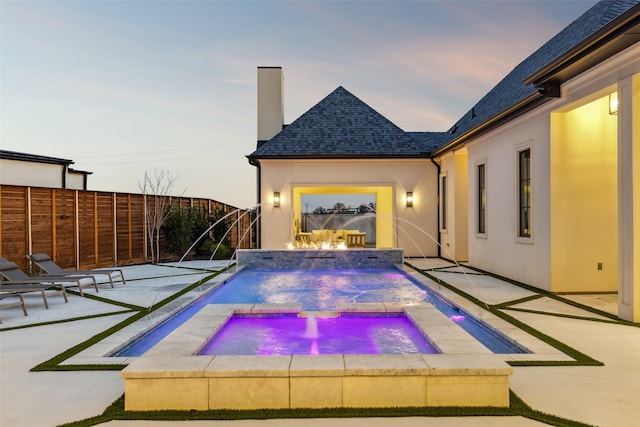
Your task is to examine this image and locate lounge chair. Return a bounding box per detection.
[1,258,97,296]
[0,291,28,322]
[26,253,125,287]
[0,282,60,309]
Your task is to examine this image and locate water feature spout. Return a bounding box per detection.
[303,313,319,339]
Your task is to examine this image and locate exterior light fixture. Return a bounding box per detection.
[609,92,618,115]
[273,192,280,208]
[406,192,413,208]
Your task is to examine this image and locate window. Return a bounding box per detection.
[440,175,447,231]
[477,163,486,234]
[518,149,531,238]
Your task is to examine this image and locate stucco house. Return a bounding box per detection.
[247,0,640,322]
[0,150,92,190]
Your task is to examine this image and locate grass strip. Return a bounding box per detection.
[0,309,134,332]
[405,262,603,366]
[64,290,147,311]
[157,262,232,272]
[31,268,230,371]
[510,391,596,427]
[493,293,546,309]
[503,306,630,325]
[57,390,596,427]
[461,264,631,324]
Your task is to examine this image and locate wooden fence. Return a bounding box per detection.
[0,185,253,271]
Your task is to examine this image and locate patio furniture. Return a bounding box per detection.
[27,253,125,287]
[0,291,28,322]
[1,258,97,296]
[1,283,57,309]
[296,233,312,246]
[346,232,366,248]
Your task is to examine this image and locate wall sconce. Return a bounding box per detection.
[609,92,618,115]
[273,192,280,208]
[406,192,413,208]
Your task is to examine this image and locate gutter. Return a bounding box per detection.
[433,4,640,160]
[247,153,431,162]
[524,3,640,87]
[431,91,550,158]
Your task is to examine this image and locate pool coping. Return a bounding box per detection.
[120,303,514,410]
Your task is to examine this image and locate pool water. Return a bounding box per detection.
[198,313,439,356]
[208,268,428,310]
[114,267,529,356]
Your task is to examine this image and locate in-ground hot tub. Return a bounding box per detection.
[121,302,513,411]
[199,312,440,356]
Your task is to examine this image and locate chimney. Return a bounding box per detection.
[257,66,284,145]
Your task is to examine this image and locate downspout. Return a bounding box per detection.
[430,156,441,258]
[61,165,67,189]
[256,163,262,248]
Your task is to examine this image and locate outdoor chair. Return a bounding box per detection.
[27,253,125,287]
[0,291,28,322]
[1,258,97,297]
[346,232,366,248]
[296,233,312,246]
[1,283,56,309]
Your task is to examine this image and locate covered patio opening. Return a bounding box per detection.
[292,185,394,249]
[550,88,618,294]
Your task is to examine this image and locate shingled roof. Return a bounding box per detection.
[248,86,446,160]
[249,0,639,162]
[435,0,640,154]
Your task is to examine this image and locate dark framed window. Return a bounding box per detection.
[518,149,531,238]
[440,175,447,231]
[477,163,486,234]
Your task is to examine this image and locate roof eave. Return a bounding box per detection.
[247,153,430,163]
[524,3,640,87]
[0,150,74,166]
[431,91,550,158]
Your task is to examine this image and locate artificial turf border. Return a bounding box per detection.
[57,391,597,427]
[3,259,602,427]
[29,266,231,371]
[404,262,605,366]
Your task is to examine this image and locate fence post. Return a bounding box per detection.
[74,190,79,269]
[26,187,32,256]
[143,194,147,261]
[128,194,133,260]
[52,189,57,260]
[113,192,117,265]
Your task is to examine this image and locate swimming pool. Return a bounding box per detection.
[113,266,529,356]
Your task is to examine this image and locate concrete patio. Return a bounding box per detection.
[1,259,638,427]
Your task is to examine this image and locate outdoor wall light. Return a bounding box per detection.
[273,192,281,208]
[609,92,618,115]
[406,192,414,208]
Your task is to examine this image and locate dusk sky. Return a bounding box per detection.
[1,0,598,209]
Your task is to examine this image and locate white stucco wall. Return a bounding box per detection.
[438,149,469,262]
[461,42,639,293]
[66,172,86,190]
[0,159,65,188]
[258,158,439,257]
[464,111,553,290]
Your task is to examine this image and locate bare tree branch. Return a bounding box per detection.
[138,169,180,263]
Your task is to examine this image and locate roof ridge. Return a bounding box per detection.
[249,86,444,158]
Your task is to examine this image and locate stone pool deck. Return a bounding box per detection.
[1,259,639,427]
